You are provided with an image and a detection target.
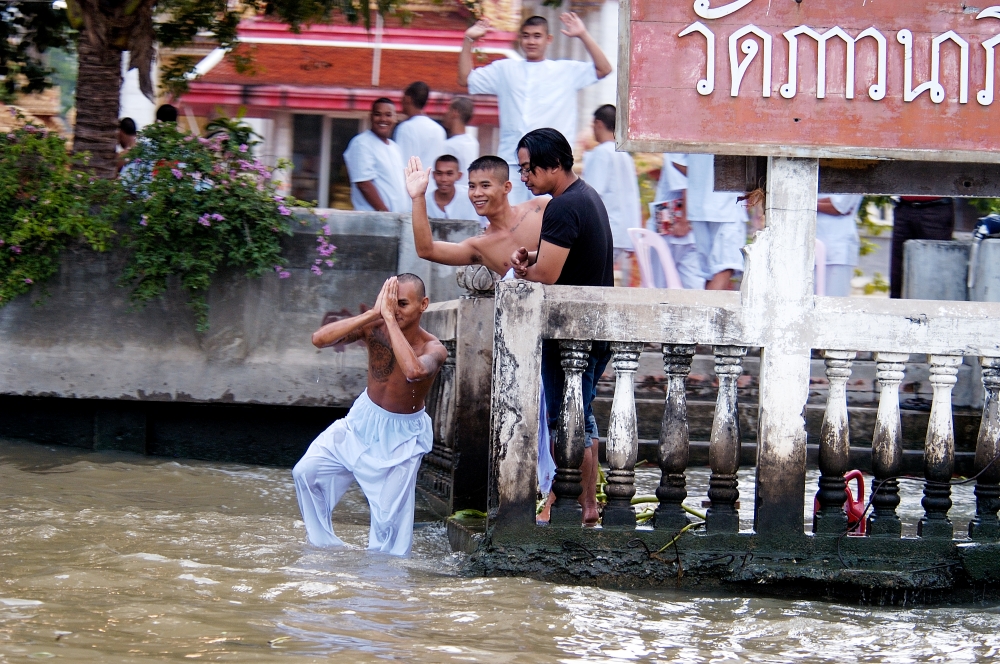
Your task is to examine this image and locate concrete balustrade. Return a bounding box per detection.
[469,158,1000,594]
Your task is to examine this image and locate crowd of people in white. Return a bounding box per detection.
[340,12,863,294]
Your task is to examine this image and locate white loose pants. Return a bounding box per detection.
[292,390,433,556]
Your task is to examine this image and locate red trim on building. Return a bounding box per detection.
[238,17,517,51]
[197,44,503,94]
[182,83,499,124]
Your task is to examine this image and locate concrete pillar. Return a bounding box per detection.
[745,157,818,537]
[488,281,544,536]
[273,111,293,196]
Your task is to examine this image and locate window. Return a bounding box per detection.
[291,115,322,203]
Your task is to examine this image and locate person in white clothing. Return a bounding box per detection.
[653,154,705,290]
[582,105,642,287]
[683,154,749,290]
[459,13,613,204]
[442,97,480,186]
[293,274,447,556]
[816,195,863,297]
[425,155,486,226]
[343,98,410,213]
[394,82,447,175]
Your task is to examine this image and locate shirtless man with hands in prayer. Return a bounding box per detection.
[404,154,547,276]
[292,274,447,556]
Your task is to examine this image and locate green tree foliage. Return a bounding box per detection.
[0,3,70,101]
[2,0,406,99]
[970,198,1000,216]
[0,121,113,305]
[111,121,295,331]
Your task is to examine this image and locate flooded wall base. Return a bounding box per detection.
[466,533,1000,603]
[0,395,345,467]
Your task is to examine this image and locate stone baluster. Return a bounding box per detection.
[970,357,1000,540]
[706,345,746,534]
[814,350,856,535]
[603,342,643,528]
[655,344,696,531]
[550,340,591,525]
[868,352,908,537]
[918,355,961,538]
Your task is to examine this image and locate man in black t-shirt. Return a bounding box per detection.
[510,128,614,526]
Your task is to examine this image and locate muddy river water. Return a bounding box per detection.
[3,437,1000,662]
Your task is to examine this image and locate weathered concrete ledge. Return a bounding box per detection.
[465,531,1000,602]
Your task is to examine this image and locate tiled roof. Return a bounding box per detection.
[257,8,477,31]
[199,43,504,95]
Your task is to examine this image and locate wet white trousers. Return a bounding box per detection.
[292,390,433,556]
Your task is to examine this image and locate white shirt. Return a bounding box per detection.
[394,115,447,173]
[468,58,599,164]
[684,154,748,223]
[816,195,863,266]
[426,184,486,226]
[654,153,695,246]
[582,141,641,250]
[443,132,480,185]
[343,130,411,213]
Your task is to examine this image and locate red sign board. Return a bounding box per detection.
[619,0,1000,162]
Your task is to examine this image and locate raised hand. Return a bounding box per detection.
[511,247,530,279]
[381,276,399,320]
[405,156,430,199]
[374,278,389,317]
[559,12,588,39]
[465,19,491,42]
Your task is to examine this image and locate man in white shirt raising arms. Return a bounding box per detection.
[442,97,480,186]
[459,13,613,204]
[582,105,642,287]
[425,154,485,226]
[343,98,410,213]
[394,82,447,175]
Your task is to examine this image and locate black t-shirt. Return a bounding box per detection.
[539,178,614,287]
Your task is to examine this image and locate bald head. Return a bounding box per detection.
[396,273,426,300]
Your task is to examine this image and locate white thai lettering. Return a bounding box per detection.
[898,29,969,104]
[680,22,716,95]
[780,26,855,99]
[729,25,772,97]
[693,0,755,21]
[898,30,938,102]
[977,8,1000,106]
[855,28,888,101]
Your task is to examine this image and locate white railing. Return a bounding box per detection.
[487,158,1000,548]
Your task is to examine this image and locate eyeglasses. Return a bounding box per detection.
[517,163,535,176]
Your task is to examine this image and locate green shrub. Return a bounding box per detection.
[0,122,112,306]
[113,121,295,331]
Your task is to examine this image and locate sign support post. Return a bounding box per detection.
[742,156,818,536]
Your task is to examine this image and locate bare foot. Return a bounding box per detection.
[579,441,600,526]
[537,492,556,524]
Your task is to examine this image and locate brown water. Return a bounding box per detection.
[2,437,999,663]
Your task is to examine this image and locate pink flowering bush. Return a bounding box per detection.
[114,121,299,331]
[0,121,113,306]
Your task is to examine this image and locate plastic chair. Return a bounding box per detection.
[814,239,827,296]
[627,227,685,289]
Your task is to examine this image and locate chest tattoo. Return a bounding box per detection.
[368,328,396,382]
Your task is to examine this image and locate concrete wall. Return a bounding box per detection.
[904,238,1000,302]
[0,210,480,409]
